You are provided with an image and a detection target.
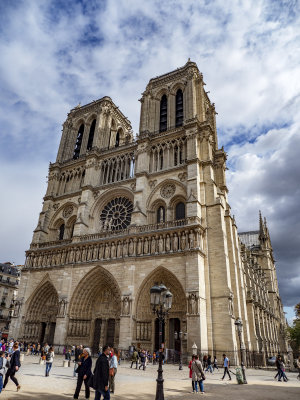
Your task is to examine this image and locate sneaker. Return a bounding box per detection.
[17,385,21,392]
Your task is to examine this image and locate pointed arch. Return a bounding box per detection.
[69,265,121,320]
[87,119,96,151]
[135,266,186,320]
[159,94,168,132]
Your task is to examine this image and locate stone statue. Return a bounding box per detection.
[123,297,130,315]
[173,234,178,252]
[144,238,149,254]
[151,236,156,254]
[111,242,116,258]
[158,236,164,253]
[165,234,171,252]
[117,241,122,258]
[93,245,98,260]
[128,239,134,256]
[189,231,194,249]
[104,243,110,259]
[180,232,186,250]
[190,294,197,314]
[123,241,128,257]
[137,239,142,255]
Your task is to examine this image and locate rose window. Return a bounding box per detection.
[100,197,133,231]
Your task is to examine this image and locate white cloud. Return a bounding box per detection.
[0,0,299,307]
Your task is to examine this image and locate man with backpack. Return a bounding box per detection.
[3,342,21,391]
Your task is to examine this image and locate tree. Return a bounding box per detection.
[288,303,300,356]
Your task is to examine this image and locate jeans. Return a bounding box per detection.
[0,374,3,393]
[222,366,231,380]
[109,368,117,393]
[45,362,52,376]
[205,365,213,373]
[95,389,110,400]
[194,380,204,393]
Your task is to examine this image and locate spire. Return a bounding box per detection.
[259,210,266,243]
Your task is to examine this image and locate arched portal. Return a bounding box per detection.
[23,280,59,344]
[135,267,186,353]
[68,266,121,354]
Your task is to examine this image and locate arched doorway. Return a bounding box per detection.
[68,266,121,354]
[23,281,59,344]
[135,267,186,354]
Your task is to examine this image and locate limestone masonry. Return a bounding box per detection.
[10,61,288,365]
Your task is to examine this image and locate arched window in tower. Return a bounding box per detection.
[115,130,120,147]
[159,95,168,132]
[59,224,65,240]
[159,149,163,170]
[175,202,185,220]
[175,89,183,127]
[73,124,84,159]
[157,206,165,223]
[87,119,96,151]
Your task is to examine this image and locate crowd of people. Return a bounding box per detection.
[0,338,299,398]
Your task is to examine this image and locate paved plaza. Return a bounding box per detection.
[1,355,299,400]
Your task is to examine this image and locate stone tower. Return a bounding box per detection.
[10,61,287,364]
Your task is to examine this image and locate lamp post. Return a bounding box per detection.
[174,330,187,370]
[150,283,173,400]
[234,318,247,384]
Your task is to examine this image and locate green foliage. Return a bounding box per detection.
[288,303,300,355]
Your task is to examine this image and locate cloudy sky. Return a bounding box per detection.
[0,0,299,321]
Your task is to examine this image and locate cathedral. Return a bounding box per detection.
[10,61,287,365]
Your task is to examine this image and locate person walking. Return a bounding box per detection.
[93,345,110,400]
[73,347,92,399]
[0,351,8,393]
[45,346,55,376]
[213,355,219,371]
[221,353,231,381]
[139,350,146,371]
[130,349,138,369]
[205,355,213,373]
[192,355,205,394]
[296,356,300,380]
[74,345,83,377]
[188,355,196,393]
[277,356,288,382]
[3,342,21,391]
[109,348,118,394]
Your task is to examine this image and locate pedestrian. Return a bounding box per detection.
[65,348,72,367]
[130,349,138,369]
[0,351,8,393]
[213,355,219,371]
[109,348,118,394]
[192,355,205,394]
[202,354,208,369]
[274,355,281,380]
[188,355,196,393]
[3,342,21,391]
[277,356,288,382]
[74,345,83,377]
[73,347,92,399]
[45,346,55,376]
[93,344,110,400]
[205,355,213,373]
[296,356,300,380]
[221,353,231,381]
[153,351,156,365]
[139,350,146,370]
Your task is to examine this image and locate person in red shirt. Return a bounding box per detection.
[188,355,196,393]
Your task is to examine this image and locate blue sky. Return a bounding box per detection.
[0,0,299,322]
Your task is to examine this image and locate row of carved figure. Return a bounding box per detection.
[68,319,91,337]
[26,228,203,268]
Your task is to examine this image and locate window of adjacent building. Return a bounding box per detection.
[87,119,96,151]
[175,202,185,220]
[73,124,84,159]
[59,224,65,240]
[157,206,165,223]
[159,95,168,132]
[175,89,183,127]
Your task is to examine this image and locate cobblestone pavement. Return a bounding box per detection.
[1,356,299,400]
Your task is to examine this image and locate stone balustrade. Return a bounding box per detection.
[24,222,204,270]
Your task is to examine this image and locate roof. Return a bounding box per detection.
[238,231,260,248]
[0,263,20,276]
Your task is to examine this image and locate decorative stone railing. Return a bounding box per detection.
[24,219,205,270]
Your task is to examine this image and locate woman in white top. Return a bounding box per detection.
[45,346,54,377]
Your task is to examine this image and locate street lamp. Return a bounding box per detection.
[150,283,173,400]
[234,317,248,384]
[174,330,187,370]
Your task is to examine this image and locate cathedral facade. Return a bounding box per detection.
[10,61,287,365]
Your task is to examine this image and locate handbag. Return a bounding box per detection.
[109,367,114,376]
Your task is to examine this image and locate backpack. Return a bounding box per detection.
[46,352,51,361]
